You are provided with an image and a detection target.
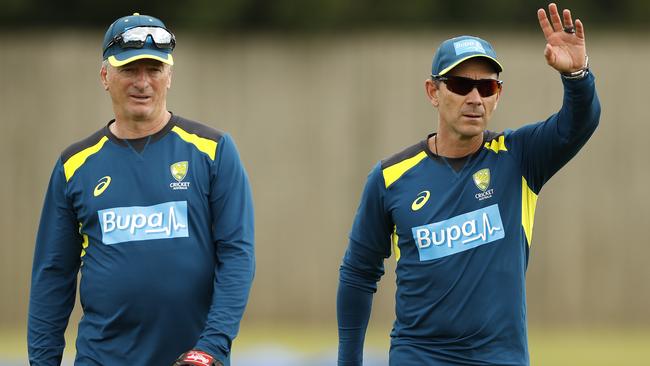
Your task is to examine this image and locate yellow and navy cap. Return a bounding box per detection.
[431,35,502,76]
[102,13,174,67]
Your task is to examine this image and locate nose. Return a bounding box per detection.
[465,87,483,105]
[133,68,149,89]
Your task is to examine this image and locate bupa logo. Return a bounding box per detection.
[170,161,190,190]
[98,201,189,244]
[411,204,504,261]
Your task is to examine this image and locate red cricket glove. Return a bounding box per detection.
[172,350,223,366]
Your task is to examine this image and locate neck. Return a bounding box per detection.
[110,111,171,139]
[430,131,484,158]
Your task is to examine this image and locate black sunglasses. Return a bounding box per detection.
[432,75,503,97]
[104,26,176,52]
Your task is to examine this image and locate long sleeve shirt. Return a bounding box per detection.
[28,115,255,366]
[338,73,600,366]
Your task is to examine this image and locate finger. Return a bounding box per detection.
[562,9,574,29]
[537,8,554,39]
[548,3,563,31]
[575,19,585,41]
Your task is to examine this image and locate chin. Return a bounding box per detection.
[459,125,486,139]
[126,107,153,121]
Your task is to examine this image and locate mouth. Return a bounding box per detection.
[129,94,151,103]
[462,113,483,119]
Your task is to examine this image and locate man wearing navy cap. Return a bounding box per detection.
[337,3,600,365]
[28,13,254,366]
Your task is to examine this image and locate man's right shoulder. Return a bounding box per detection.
[59,127,110,182]
[60,127,108,164]
[379,140,429,189]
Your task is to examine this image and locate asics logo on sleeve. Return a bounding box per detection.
[93,176,111,197]
[411,204,505,261]
[98,201,189,244]
[411,190,431,211]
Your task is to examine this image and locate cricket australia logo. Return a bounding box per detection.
[473,168,494,201]
[170,161,190,190]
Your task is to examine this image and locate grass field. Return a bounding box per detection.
[4,325,650,365]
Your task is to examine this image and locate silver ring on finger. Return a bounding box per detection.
[563,26,576,34]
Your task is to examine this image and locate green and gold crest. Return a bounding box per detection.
[170,161,188,182]
[473,168,490,192]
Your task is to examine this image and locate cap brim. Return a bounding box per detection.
[107,48,174,67]
[438,55,502,76]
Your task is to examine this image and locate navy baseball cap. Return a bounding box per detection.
[431,35,502,76]
[102,13,174,67]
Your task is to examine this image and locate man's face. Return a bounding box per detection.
[426,58,501,140]
[101,59,172,123]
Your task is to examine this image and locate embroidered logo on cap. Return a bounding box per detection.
[454,39,486,55]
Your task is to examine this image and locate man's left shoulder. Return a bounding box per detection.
[171,115,226,143]
[169,115,230,161]
[482,130,513,154]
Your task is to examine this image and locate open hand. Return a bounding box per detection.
[537,3,587,73]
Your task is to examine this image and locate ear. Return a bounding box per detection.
[493,84,503,110]
[425,78,440,107]
[100,64,109,91]
[166,66,173,89]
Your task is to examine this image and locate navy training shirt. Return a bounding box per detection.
[338,73,600,365]
[28,115,255,365]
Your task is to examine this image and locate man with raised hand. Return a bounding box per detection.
[28,13,254,366]
[337,3,599,365]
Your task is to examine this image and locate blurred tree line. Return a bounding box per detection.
[1,0,647,31]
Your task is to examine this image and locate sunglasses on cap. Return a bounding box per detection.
[104,26,176,52]
[431,75,503,97]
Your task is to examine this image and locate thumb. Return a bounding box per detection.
[544,44,555,66]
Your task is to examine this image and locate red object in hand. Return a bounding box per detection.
[173,350,222,366]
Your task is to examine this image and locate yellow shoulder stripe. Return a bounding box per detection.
[382,151,428,188]
[521,176,538,246]
[484,135,508,153]
[171,126,218,161]
[63,136,109,181]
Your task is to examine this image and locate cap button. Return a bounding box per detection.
[133,12,140,15]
